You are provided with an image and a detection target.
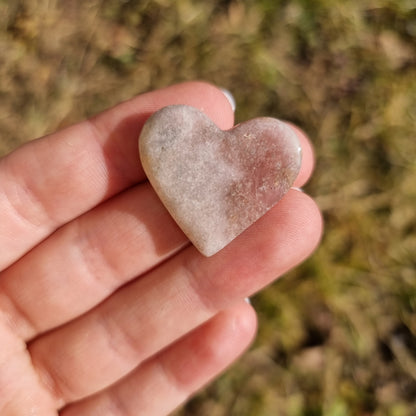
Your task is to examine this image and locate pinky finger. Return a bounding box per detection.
[60,302,257,416]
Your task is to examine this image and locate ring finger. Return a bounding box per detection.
[61,301,257,416]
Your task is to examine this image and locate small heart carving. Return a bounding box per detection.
[139,105,301,256]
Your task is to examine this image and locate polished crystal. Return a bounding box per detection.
[139,105,301,256]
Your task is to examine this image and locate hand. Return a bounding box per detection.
[0,82,322,415]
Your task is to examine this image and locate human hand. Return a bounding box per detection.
[0,82,322,415]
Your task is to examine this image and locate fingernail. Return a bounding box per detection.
[283,122,302,156]
[220,88,236,112]
[291,187,304,192]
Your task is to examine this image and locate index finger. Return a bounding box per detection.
[0,82,235,270]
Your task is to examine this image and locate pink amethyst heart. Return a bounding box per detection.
[139,105,301,256]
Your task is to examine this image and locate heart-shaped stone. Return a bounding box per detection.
[139,105,301,256]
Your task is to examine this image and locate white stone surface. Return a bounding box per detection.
[139,105,301,256]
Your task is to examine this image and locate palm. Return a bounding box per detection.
[0,82,321,415]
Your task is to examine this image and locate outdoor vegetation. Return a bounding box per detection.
[1,1,415,415]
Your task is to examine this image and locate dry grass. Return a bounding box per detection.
[1,1,415,415]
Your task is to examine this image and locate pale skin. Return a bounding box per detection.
[0,81,322,415]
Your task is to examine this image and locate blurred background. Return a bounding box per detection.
[1,1,415,415]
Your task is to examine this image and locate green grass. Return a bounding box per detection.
[1,1,415,415]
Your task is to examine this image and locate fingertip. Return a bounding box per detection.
[288,189,324,254]
[284,122,315,187]
[197,301,258,372]
[242,189,323,266]
[263,190,323,265]
[158,301,257,393]
[219,88,236,113]
[228,301,258,346]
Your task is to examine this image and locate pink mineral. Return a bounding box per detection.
[139,105,302,256]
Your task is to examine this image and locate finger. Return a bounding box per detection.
[1,127,315,341]
[60,302,256,416]
[289,123,315,188]
[0,81,234,270]
[29,190,322,406]
[0,183,188,340]
[0,318,56,415]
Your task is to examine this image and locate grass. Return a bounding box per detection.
[1,0,415,415]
